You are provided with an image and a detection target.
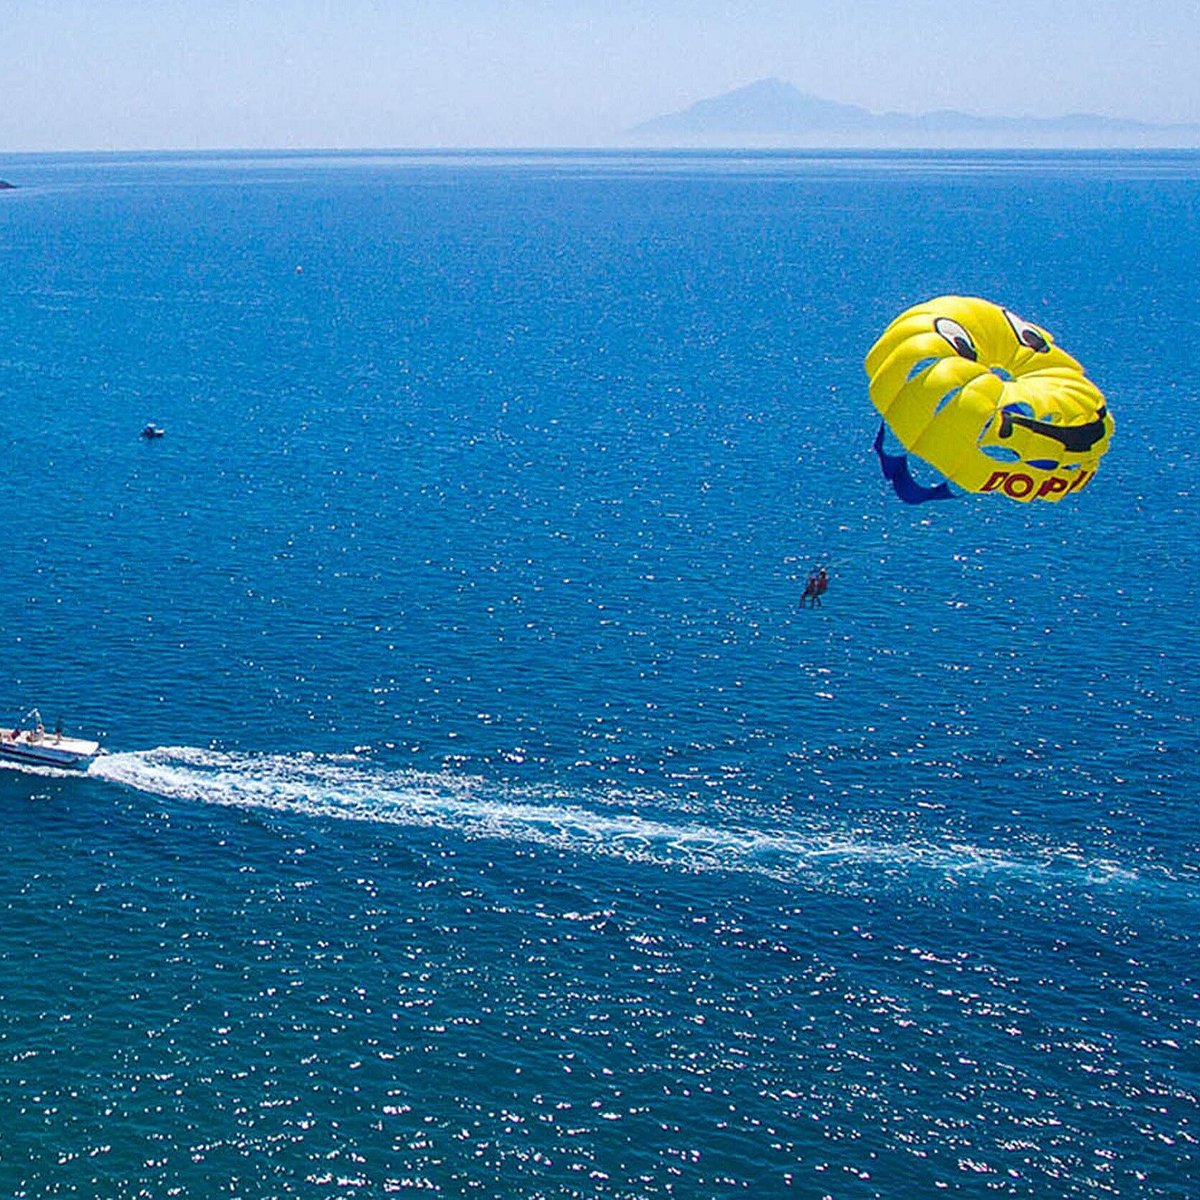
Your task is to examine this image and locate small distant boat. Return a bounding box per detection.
[0,709,101,769]
[140,423,165,439]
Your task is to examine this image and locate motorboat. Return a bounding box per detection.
[0,709,101,768]
[140,423,165,439]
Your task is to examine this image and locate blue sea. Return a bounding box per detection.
[0,149,1197,1198]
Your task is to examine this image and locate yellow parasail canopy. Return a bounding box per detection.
[864,296,1112,503]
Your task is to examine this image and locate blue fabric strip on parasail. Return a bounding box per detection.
[873,424,956,504]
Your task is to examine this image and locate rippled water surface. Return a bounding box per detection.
[1,150,1197,1197]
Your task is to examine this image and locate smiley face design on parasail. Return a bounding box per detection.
[864,296,1113,503]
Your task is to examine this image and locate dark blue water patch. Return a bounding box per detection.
[1,766,1197,1197]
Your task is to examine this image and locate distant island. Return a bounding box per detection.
[628,78,1200,149]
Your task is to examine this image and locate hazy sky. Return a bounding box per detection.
[3,0,1199,150]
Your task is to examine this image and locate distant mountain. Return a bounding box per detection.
[629,79,1200,149]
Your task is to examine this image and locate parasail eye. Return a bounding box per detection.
[1003,308,1050,353]
[934,317,977,361]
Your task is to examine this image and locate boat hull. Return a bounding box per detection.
[0,737,100,769]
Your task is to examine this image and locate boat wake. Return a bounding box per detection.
[88,746,1154,892]
[0,757,86,780]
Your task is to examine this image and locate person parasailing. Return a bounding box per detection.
[801,566,828,607]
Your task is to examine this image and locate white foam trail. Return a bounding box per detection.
[92,746,819,879]
[86,746,1154,890]
[0,757,89,780]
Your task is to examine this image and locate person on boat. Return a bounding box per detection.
[815,568,828,600]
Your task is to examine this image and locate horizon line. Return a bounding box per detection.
[6,143,1200,158]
